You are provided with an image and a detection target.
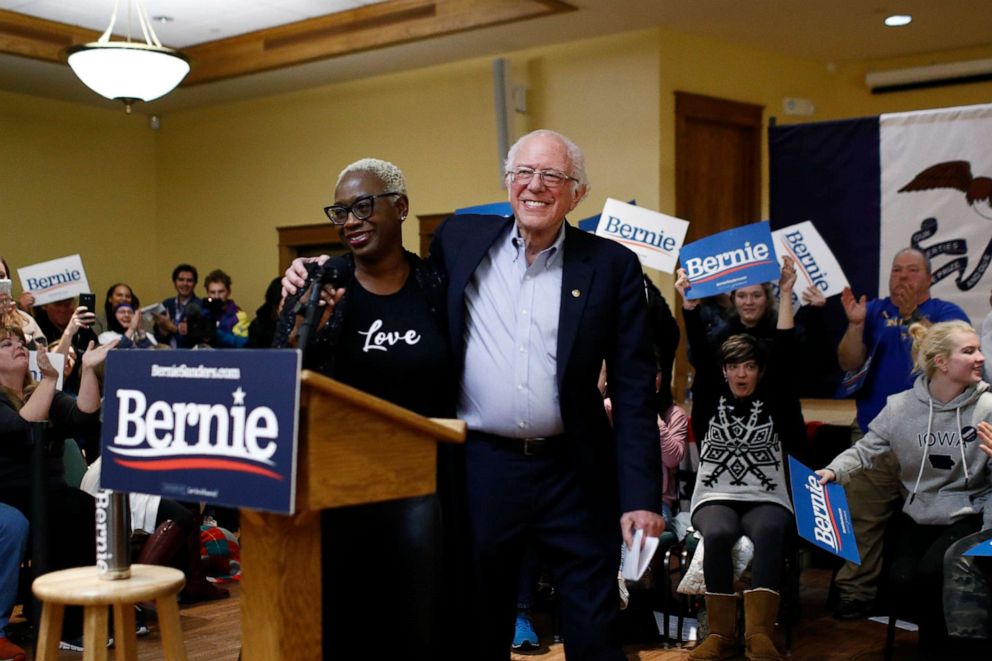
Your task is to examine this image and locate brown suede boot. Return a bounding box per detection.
[688,592,741,661]
[743,588,782,661]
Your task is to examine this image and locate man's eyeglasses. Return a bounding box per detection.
[505,167,578,188]
[323,192,402,225]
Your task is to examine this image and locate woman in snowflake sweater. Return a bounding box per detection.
[675,256,805,661]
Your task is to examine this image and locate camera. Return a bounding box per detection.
[205,296,225,318]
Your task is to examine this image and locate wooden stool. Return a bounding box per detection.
[32,564,188,661]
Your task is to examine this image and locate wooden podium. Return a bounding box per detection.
[239,370,466,660]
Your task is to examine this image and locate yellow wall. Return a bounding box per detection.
[0,90,159,305]
[1,26,990,312]
[154,30,663,309]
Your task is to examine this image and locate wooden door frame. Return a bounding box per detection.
[672,91,764,405]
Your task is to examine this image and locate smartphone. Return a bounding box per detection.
[79,292,97,313]
[0,279,11,298]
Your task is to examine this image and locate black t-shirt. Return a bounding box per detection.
[332,274,452,418]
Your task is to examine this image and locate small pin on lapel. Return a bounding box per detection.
[571,289,581,298]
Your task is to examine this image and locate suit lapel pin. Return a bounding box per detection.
[571,289,581,298]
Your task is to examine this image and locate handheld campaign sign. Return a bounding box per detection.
[788,456,860,565]
[771,221,849,305]
[100,349,302,514]
[679,222,779,299]
[17,254,91,307]
[594,198,689,273]
[577,199,636,233]
[964,537,992,557]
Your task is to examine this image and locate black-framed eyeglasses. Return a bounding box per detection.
[323,192,402,225]
[505,167,579,188]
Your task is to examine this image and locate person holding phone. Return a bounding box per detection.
[0,256,43,345]
[34,297,98,395]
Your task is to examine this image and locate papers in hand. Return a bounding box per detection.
[141,302,166,319]
[621,528,660,581]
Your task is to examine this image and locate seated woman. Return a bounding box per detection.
[676,257,804,661]
[818,320,992,655]
[0,325,116,645]
[100,283,143,336]
[279,158,454,658]
[97,302,154,348]
[0,256,43,345]
[689,277,826,443]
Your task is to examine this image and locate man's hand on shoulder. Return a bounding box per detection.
[620,510,664,548]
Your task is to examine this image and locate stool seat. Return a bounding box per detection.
[33,564,185,605]
[32,564,188,661]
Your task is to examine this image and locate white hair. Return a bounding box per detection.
[336,158,407,194]
[504,129,590,192]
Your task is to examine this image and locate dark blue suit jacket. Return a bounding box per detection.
[430,214,662,515]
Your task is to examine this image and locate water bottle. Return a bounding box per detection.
[95,489,131,580]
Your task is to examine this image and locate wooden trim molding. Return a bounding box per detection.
[0,0,576,86]
[0,10,99,62]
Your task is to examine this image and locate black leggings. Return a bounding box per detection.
[692,501,792,594]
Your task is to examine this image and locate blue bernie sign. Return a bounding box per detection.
[454,201,513,216]
[577,200,637,232]
[964,537,992,557]
[788,456,860,565]
[100,349,301,514]
[679,221,779,299]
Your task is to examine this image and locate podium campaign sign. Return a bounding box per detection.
[594,198,689,273]
[679,221,779,299]
[788,456,860,564]
[17,254,91,307]
[771,221,849,306]
[100,349,302,514]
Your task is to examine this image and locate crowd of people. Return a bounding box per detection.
[0,128,990,660]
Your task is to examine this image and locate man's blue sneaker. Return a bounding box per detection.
[512,612,539,651]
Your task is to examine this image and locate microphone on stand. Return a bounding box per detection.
[297,263,340,362]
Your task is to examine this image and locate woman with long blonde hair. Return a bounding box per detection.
[0,256,43,345]
[819,320,992,656]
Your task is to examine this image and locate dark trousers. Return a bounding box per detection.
[692,500,792,594]
[321,494,441,660]
[889,512,982,647]
[465,433,624,661]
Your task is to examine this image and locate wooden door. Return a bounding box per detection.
[276,224,346,276]
[672,92,763,404]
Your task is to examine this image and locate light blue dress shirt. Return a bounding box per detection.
[458,221,566,438]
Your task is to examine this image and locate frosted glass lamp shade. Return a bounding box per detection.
[66,42,190,103]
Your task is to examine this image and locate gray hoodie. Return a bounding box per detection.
[827,376,992,529]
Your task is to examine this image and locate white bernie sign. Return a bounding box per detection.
[594,198,689,273]
[17,254,91,307]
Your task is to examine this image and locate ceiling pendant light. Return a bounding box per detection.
[65,0,190,113]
